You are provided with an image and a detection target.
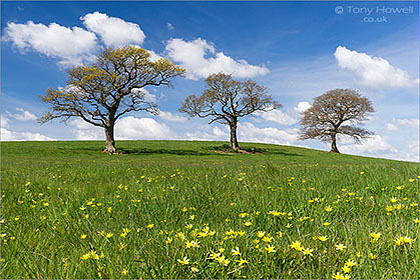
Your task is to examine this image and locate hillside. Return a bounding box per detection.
[1,140,419,279]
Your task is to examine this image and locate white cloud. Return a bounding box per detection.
[294,101,311,113]
[185,126,229,141]
[385,123,399,131]
[239,122,298,145]
[116,117,174,139]
[69,116,175,140]
[334,46,419,89]
[1,127,55,141]
[3,20,98,66]
[81,12,145,48]
[130,88,157,103]
[165,38,269,80]
[10,108,37,121]
[395,118,419,128]
[185,123,298,145]
[339,135,398,158]
[385,118,419,132]
[1,115,10,128]
[253,109,298,125]
[157,110,187,122]
[167,23,174,30]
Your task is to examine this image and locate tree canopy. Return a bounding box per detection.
[299,88,375,153]
[179,73,281,151]
[40,46,185,153]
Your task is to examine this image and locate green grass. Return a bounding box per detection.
[1,140,419,279]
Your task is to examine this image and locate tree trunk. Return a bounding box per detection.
[229,120,239,151]
[104,125,117,154]
[330,133,340,153]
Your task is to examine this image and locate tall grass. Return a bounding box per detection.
[1,141,418,278]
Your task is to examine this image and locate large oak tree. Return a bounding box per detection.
[179,73,281,151]
[39,46,185,153]
[299,88,374,153]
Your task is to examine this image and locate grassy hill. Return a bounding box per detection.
[1,140,419,279]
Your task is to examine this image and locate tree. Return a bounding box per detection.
[299,88,374,153]
[39,46,185,153]
[179,73,281,151]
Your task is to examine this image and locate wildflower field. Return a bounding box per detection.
[1,140,419,279]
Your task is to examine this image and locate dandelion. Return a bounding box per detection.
[414,218,419,223]
[302,248,313,256]
[335,243,346,251]
[390,197,398,203]
[290,240,303,251]
[43,202,49,206]
[344,259,357,267]
[217,255,230,266]
[185,240,199,248]
[323,222,331,226]
[191,267,199,273]
[147,224,154,229]
[342,266,351,273]
[80,234,87,239]
[262,236,273,243]
[325,206,333,212]
[237,259,249,265]
[257,231,265,238]
[369,253,377,259]
[317,236,328,242]
[177,257,190,265]
[119,242,126,250]
[105,233,114,238]
[244,221,252,227]
[265,245,276,253]
[165,237,173,244]
[370,232,381,242]
[332,272,350,279]
[231,247,241,256]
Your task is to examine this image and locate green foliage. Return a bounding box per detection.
[1,141,418,279]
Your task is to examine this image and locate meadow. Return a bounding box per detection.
[1,140,419,279]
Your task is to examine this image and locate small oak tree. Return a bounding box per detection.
[179,73,281,151]
[299,88,374,153]
[39,46,185,153]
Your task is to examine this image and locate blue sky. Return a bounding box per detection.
[1,1,419,161]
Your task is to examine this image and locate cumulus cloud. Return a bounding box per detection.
[385,123,399,131]
[167,23,174,30]
[253,109,298,125]
[339,135,398,158]
[3,20,98,66]
[165,38,269,80]
[294,101,311,113]
[239,122,298,145]
[69,116,175,140]
[116,116,174,139]
[1,115,10,128]
[395,118,419,128]
[1,127,55,141]
[157,110,187,122]
[385,118,419,132]
[10,108,37,121]
[81,12,145,48]
[185,126,228,141]
[130,88,157,103]
[334,46,419,88]
[185,122,298,145]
